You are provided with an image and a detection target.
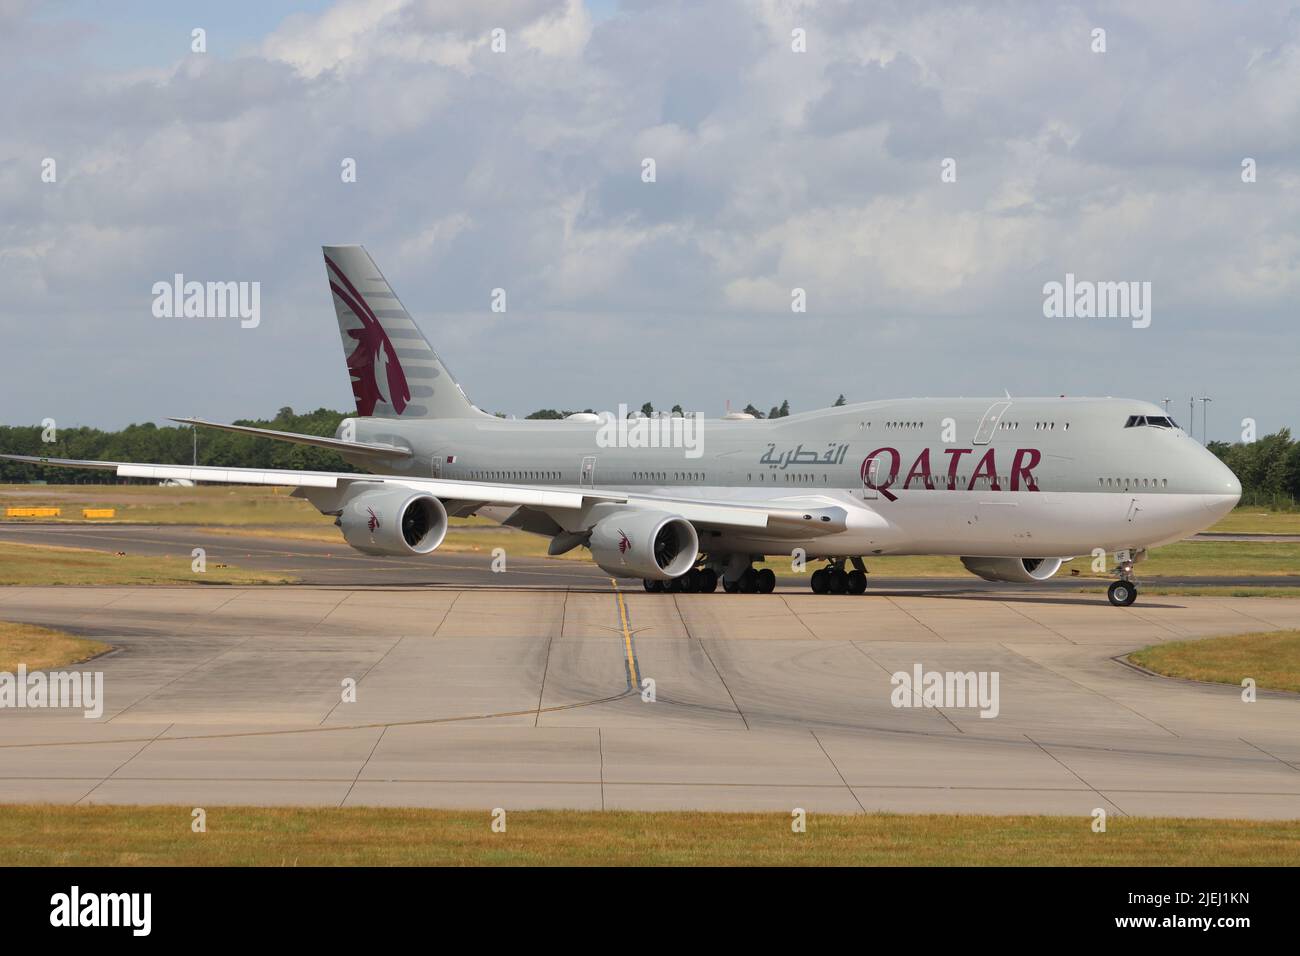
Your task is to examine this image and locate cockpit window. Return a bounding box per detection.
[1125,415,1178,429]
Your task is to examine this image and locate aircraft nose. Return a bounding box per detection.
[1198,450,1241,520]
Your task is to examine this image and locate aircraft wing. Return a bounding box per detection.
[0,454,851,536]
[1,454,594,510]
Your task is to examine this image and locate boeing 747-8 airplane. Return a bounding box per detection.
[5,245,1241,606]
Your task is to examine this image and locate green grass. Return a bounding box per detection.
[0,484,561,558]
[0,621,111,672]
[1129,630,1300,693]
[0,541,294,586]
[0,805,1297,866]
[1,484,334,528]
[1071,540,1300,577]
[1212,510,1300,534]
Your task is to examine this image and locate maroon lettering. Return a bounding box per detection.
[903,448,936,489]
[861,447,900,501]
[967,448,999,491]
[1011,447,1041,491]
[863,447,1041,502]
[943,448,972,490]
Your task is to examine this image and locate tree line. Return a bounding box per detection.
[1208,429,1300,508]
[0,408,356,483]
[525,396,847,420]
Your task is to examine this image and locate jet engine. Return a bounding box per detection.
[960,557,1064,583]
[337,487,448,556]
[588,510,698,580]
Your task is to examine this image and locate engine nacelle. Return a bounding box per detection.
[960,556,1064,583]
[588,510,698,580]
[338,487,448,556]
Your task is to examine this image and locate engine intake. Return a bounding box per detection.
[588,510,698,580]
[338,487,448,556]
[960,556,1064,583]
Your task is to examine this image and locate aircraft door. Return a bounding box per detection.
[580,456,596,488]
[860,456,879,500]
[973,401,1012,445]
[430,456,443,479]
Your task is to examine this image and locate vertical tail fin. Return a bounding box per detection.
[322,244,484,420]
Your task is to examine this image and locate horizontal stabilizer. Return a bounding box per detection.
[0,454,345,488]
[170,418,411,460]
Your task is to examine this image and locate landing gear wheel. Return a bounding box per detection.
[810,568,829,594]
[643,579,663,593]
[828,568,848,594]
[722,577,738,593]
[756,568,776,594]
[739,568,759,594]
[1108,580,1137,607]
[846,569,867,595]
[684,568,702,592]
[668,575,686,593]
[698,569,718,593]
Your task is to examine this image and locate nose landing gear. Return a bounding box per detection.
[1107,580,1137,607]
[1107,551,1140,607]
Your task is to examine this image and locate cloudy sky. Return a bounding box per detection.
[3,0,1297,440]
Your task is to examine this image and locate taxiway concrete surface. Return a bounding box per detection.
[2,583,1299,818]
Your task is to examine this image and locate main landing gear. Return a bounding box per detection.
[720,567,775,594]
[642,561,775,594]
[810,557,868,596]
[1107,552,1140,607]
[642,556,869,596]
[643,566,719,593]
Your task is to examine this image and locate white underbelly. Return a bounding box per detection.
[710,491,1221,558]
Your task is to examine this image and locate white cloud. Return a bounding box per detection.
[2,0,1299,432]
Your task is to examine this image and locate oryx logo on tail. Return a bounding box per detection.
[325,254,410,416]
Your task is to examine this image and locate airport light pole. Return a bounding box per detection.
[1162,397,1171,416]
[1189,397,1196,441]
[1199,396,1212,444]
